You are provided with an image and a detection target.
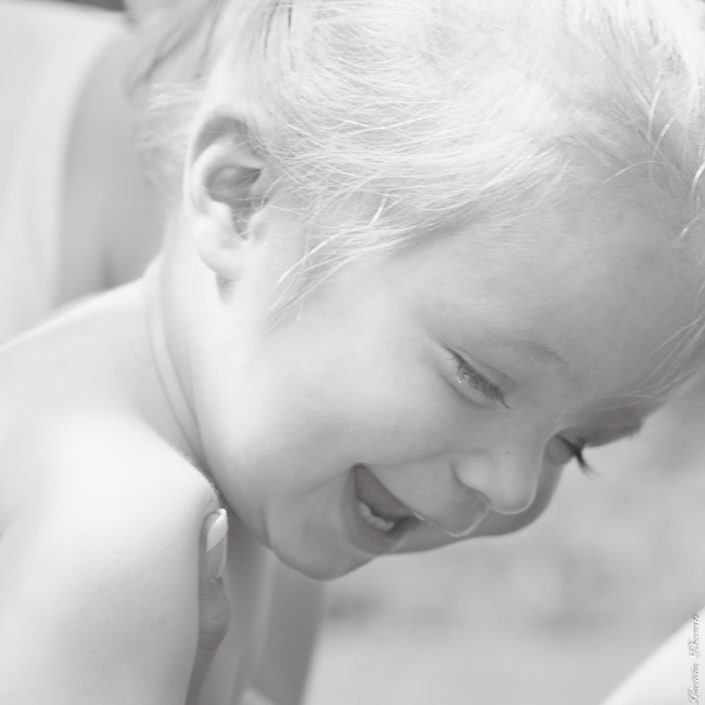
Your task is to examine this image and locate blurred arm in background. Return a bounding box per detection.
[59,18,162,304]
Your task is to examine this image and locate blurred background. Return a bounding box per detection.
[53,1,705,702]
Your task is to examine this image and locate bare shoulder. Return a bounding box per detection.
[0,401,221,536]
[0,289,229,701]
[0,409,221,703]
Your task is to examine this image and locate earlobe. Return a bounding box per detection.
[186,115,270,283]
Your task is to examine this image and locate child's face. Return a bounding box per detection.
[188,195,698,579]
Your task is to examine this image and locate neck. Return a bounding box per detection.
[143,259,208,469]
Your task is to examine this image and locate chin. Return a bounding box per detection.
[275,544,374,581]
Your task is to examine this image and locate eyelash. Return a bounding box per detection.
[454,356,510,409]
[561,438,597,476]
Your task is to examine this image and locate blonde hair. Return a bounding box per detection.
[139,0,705,384]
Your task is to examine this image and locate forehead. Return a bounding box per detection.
[388,195,702,400]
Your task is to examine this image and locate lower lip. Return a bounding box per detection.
[342,473,417,555]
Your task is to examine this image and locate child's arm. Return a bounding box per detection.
[600,615,701,705]
[0,459,225,705]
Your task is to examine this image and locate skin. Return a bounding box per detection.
[0,287,225,703]
[0,9,701,703]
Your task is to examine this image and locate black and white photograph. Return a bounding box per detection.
[1,1,705,703]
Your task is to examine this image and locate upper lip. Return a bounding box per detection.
[353,465,412,522]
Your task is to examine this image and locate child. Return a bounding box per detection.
[2,0,705,703]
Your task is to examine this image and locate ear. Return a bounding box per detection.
[186,115,271,283]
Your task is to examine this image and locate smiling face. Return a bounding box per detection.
[169,176,701,579]
[143,0,705,580]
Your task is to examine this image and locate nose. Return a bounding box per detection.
[453,446,541,515]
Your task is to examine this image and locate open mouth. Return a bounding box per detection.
[353,464,418,535]
[352,464,490,540]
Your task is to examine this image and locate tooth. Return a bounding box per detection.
[358,501,395,532]
[357,500,396,533]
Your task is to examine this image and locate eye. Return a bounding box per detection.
[453,354,509,409]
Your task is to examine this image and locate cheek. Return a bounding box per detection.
[352,374,465,452]
[233,354,462,469]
